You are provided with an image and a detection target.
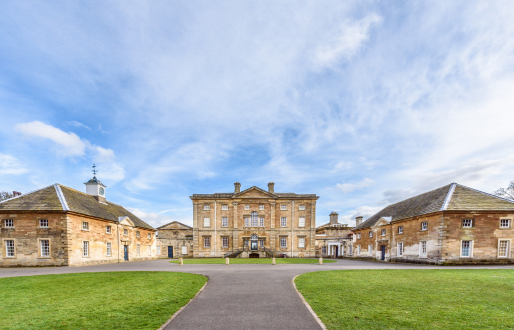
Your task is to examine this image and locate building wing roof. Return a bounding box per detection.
[0,184,154,230]
[190,186,318,199]
[353,183,514,230]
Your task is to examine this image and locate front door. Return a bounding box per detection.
[168,246,174,258]
[334,246,338,258]
[250,240,258,251]
[381,245,386,260]
[124,245,128,261]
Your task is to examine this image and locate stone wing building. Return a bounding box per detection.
[351,183,514,264]
[190,182,318,258]
[0,177,156,267]
[156,221,193,258]
[315,212,353,258]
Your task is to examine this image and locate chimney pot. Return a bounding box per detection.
[234,182,241,193]
[268,182,275,193]
[329,212,339,225]
[355,216,363,226]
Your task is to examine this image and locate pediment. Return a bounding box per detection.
[158,221,192,230]
[234,186,276,198]
[119,216,135,227]
[372,217,391,228]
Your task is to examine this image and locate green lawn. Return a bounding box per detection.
[170,258,336,264]
[0,271,206,330]
[295,269,514,329]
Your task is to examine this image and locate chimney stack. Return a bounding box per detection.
[12,191,22,197]
[355,216,363,226]
[268,182,275,193]
[234,182,241,193]
[329,212,339,225]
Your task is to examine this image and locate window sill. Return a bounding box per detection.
[82,229,90,232]
[38,257,52,259]
[3,256,17,259]
[37,227,50,229]
[106,232,112,235]
[82,256,90,258]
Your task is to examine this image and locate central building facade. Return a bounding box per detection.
[190,182,318,258]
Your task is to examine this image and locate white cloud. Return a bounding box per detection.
[338,205,383,226]
[336,178,373,193]
[312,14,382,70]
[67,121,91,130]
[0,153,28,175]
[15,121,86,156]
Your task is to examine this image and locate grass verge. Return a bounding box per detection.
[295,269,514,330]
[0,271,207,330]
[170,258,336,264]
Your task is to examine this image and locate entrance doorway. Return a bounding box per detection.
[168,246,174,258]
[250,234,258,251]
[380,245,386,260]
[124,245,129,261]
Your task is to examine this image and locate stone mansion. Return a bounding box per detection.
[189,182,318,258]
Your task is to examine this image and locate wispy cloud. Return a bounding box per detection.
[336,178,373,193]
[0,153,28,175]
[67,121,91,130]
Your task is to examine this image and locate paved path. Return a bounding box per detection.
[1,259,512,329]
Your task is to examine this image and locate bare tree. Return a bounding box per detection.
[494,181,514,201]
[0,191,14,202]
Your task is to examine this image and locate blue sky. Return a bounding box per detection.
[1,1,514,228]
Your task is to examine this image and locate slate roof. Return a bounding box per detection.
[157,221,192,230]
[353,183,514,230]
[190,185,318,199]
[0,184,154,230]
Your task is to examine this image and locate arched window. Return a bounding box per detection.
[251,234,258,240]
[250,212,258,227]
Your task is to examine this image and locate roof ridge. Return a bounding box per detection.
[54,184,70,211]
[455,183,514,204]
[440,183,457,211]
[0,183,55,204]
[157,220,192,229]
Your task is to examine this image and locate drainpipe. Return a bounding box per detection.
[291,201,294,257]
[117,221,120,263]
[214,200,217,257]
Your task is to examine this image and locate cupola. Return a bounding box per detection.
[84,164,107,203]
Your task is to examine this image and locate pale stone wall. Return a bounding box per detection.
[67,214,156,266]
[0,212,68,266]
[193,198,317,257]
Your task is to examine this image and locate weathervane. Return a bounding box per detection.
[92,164,98,176]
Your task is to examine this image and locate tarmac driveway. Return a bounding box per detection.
[1,259,512,329]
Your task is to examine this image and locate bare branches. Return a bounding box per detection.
[0,191,14,202]
[494,181,514,201]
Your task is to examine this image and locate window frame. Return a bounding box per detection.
[398,226,403,234]
[397,242,404,257]
[298,237,305,248]
[369,231,373,238]
[280,217,287,227]
[148,245,151,256]
[204,217,210,227]
[259,216,264,227]
[82,221,89,231]
[421,222,428,231]
[137,244,140,256]
[222,237,229,248]
[244,204,250,210]
[203,204,210,210]
[498,239,510,258]
[182,246,187,255]
[157,246,161,255]
[280,204,287,210]
[357,245,361,255]
[462,219,473,228]
[83,241,89,258]
[259,204,264,210]
[299,204,305,211]
[500,219,511,229]
[148,233,151,239]
[38,219,49,228]
[460,240,473,258]
[106,225,112,234]
[221,204,229,210]
[250,212,258,227]
[4,239,15,258]
[107,242,112,257]
[381,229,386,236]
[280,237,287,248]
[136,231,140,238]
[204,236,211,248]
[357,233,361,240]
[222,216,228,227]
[123,228,128,236]
[4,219,14,228]
[322,246,327,255]
[39,238,50,258]
[368,244,372,255]
[299,217,306,228]
[244,217,249,227]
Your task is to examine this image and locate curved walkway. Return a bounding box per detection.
[1,259,512,329]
